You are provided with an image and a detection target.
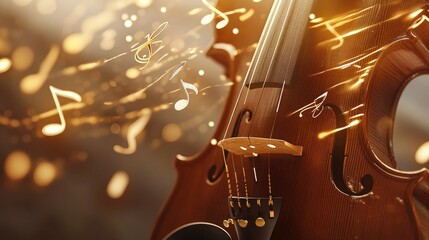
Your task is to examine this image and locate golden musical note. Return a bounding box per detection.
[114,108,152,155]
[174,80,198,111]
[20,45,60,94]
[289,92,328,118]
[200,0,229,29]
[325,22,343,50]
[42,85,82,136]
[169,61,186,80]
[132,22,168,69]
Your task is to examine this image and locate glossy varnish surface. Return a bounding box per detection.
[152,0,429,239]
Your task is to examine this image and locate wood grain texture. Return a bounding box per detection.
[152,0,429,239]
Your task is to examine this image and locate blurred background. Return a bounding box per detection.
[0,0,428,239]
[0,0,228,239]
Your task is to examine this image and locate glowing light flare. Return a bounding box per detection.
[0,58,12,74]
[349,113,364,119]
[162,123,182,142]
[63,11,115,54]
[63,33,93,55]
[114,108,151,155]
[407,9,424,21]
[107,171,129,199]
[325,22,343,50]
[20,44,60,94]
[239,9,254,22]
[33,161,57,187]
[416,141,429,164]
[409,15,429,30]
[211,138,218,145]
[267,144,276,149]
[126,68,140,79]
[312,46,385,76]
[135,0,152,8]
[318,120,360,139]
[208,121,215,127]
[188,8,203,15]
[12,46,34,71]
[4,151,31,181]
[78,61,102,71]
[350,78,365,89]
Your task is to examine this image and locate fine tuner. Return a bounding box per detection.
[223,197,282,239]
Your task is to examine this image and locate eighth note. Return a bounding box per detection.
[174,79,198,111]
[200,0,229,29]
[114,108,152,155]
[42,86,82,136]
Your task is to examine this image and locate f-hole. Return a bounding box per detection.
[327,104,374,196]
[207,109,252,183]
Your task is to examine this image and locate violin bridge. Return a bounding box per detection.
[218,137,303,157]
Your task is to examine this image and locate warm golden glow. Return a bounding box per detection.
[20,45,60,94]
[407,9,424,20]
[126,68,141,79]
[162,123,182,142]
[416,141,429,164]
[33,161,57,187]
[208,121,215,127]
[135,0,152,8]
[0,58,12,73]
[318,120,360,139]
[4,151,31,181]
[12,46,34,71]
[63,33,92,55]
[107,171,129,199]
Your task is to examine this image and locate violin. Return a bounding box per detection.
[152,0,429,239]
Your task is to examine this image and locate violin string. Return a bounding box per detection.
[267,80,286,205]
[242,0,284,105]
[219,0,284,204]
[221,0,283,140]
[246,0,294,137]
[221,147,234,205]
[231,154,241,202]
[240,156,250,207]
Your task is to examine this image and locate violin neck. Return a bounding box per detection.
[247,0,314,89]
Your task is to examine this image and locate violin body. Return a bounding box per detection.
[152,0,429,239]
